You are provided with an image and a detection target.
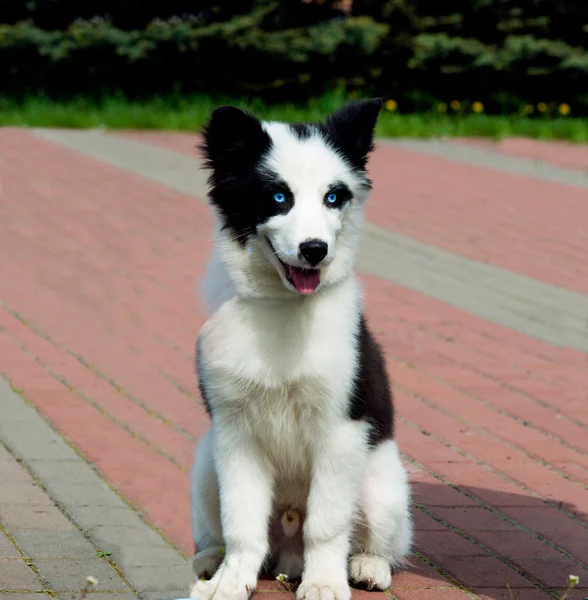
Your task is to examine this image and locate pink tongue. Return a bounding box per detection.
[289,267,320,294]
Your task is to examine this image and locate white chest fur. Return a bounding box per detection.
[198,277,361,492]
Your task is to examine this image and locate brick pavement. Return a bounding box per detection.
[1,127,587,600]
[451,138,588,172]
[0,379,191,600]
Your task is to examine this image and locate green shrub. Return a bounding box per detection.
[2,0,588,115]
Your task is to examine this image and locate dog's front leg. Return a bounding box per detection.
[190,424,273,600]
[298,421,369,600]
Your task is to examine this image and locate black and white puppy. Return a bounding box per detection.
[190,99,412,600]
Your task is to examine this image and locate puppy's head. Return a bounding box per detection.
[200,99,382,298]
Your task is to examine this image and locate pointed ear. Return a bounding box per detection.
[200,106,270,170]
[325,98,382,169]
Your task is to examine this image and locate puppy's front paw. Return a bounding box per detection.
[189,569,255,600]
[297,580,351,600]
[349,554,392,590]
[191,546,225,579]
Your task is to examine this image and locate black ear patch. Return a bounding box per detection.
[199,105,284,245]
[200,105,271,173]
[324,98,383,171]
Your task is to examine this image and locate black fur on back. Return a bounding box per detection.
[195,337,212,416]
[348,314,394,445]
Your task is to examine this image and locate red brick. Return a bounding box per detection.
[432,507,515,532]
[414,531,488,559]
[510,557,588,588]
[394,590,471,599]
[3,128,587,590]
[454,137,588,172]
[437,556,535,588]
[393,558,454,588]
[0,309,195,468]
[0,333,193,553]
[370,144,588,294]
[477,588,552,600]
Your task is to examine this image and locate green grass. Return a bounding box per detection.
[1,93,588,142]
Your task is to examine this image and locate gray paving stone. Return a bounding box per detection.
[138,590,191,600]
[58,594,138,600]
[0,482,55,506]
[0,447,33,483]
[40,482,128,509]
[0,504,76,532]
[13,531,97,560]
[385,138,588,189]
[66,506,147,530]
[0,594,50,600]
[0,532,21,559]
[34,560,130,592]
[88,526,171,555]
[114,546,190,569]
[358,222,588,353]
[0,424,76,462]
[0,560,43,590]
[121,566,191,592]
[31,129,588,353]
[27,460,103,484]
[0,379,194,598]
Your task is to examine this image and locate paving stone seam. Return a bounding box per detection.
[0,427,136,595]
[400,417,588,531]
[1,369,463,598]
[3,316,584,592]
[373,307,588,431]
[381,313,588,431]
[4,272,587,512]
[406,553,481,600]
[3,262,584,564]
[358,223,588,340]
[387,348,588,455]
[403,448,588,570]
[5,294,585,506]
[0,520,54,596]
[382,138,588,189]
[413,505,558,598]
[368,284,588,378]
[0,355,482,595]
[398,382,588,493]
[29,128,588,354]
[1,301,197,443]
[0,377,193,600]
[0,325,187,473]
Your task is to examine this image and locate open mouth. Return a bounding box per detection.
[284,265,321,295]
[267,238,321,295]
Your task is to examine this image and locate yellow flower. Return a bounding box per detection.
[385,99,398,112]
[559,103,571,116]
[437,102,447,113]
[569,574,579,586]
[522,104,534,115]
[450,100,461,110]
[537,102,548,113]
[472,101,484,113]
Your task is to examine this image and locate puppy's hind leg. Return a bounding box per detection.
[190,430,224,579]
[350,440,412,591]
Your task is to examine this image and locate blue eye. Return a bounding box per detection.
[274,192,286,203]
[326,193,338,203]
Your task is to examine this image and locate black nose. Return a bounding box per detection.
[299,239,328,266]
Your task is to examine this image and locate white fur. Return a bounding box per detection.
[190,122,412,600]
